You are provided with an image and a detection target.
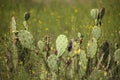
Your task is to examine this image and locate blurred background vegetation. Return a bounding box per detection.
[0,0,120,80]
[0,0,120,44]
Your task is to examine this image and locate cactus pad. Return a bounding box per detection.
[90,9,99,19]
[78,50,88,77]
[92,26,101,40]
[47,54,58,72]
[114,49,120,62]
[37,40,45,52]
[18,30,35,50]
[56,34,68,57]
[87,38,97,58]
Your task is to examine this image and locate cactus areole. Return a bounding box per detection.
[56,34,68,57]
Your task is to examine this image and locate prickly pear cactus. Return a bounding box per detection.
[18,30,35,50]
[78,50,88,78]
[92,26,101,40]
[47,54,58,72]
[37,40,45,52]
[90,9,99,19]
[56,34,68,57]
[87,38,97,58]
[114,49,120,62]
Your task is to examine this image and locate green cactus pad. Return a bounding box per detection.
[92,26,101,40]
[47,54,58,72]
[56,34,68,57]
[114,49,120,62]
[79,50,88,77]
[87,38,97,58]
[37,40,45,52]
[18,30,35,50]
[90,9,99,19]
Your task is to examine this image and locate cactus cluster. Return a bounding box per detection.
[90,8,105,26]
[56,34,68,57]
[4,8,120,80]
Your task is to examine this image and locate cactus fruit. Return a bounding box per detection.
[78,50,88,78]
[37,40,45,52]
[92,26,101,40]
[18,30,35,50]
[47,54,58,72]
[56,34,68,57]
[90,9,99,20]
[87,38,97,58]
[114,49,120,62]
